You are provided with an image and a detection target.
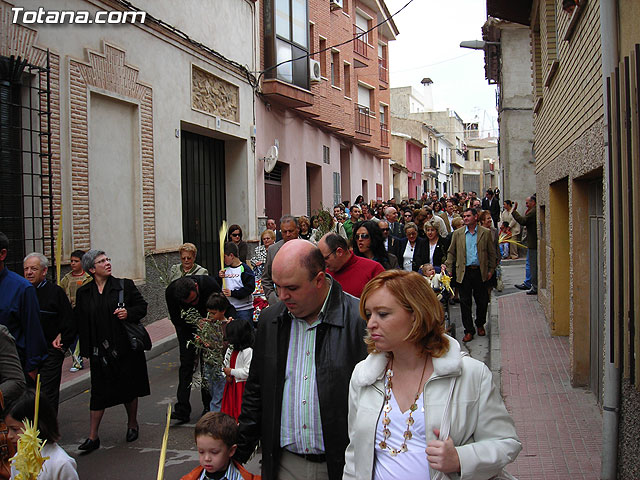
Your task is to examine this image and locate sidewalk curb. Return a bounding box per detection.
[59,332,178,403]
[489,295,501,390]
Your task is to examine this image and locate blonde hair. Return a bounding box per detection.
[298,215,310,228]
[360,270,449,357]
[261,229,276,243]
[423,220,438,235]
[179,243,197,256]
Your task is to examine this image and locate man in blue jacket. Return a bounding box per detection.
[0,232,48,382]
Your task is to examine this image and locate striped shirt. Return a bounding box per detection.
[279,283,333,454]
[197,461,243,480]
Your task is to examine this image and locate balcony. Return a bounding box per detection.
[378,56,388,84]
[380,122,389,147]
[354,25,368,58]
[355,104,371,135]
[422,153,438,170]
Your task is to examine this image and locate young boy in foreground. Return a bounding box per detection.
[181,412,259,480]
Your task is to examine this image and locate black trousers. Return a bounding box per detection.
[175,326,211,418]
[40,346,65,413]
[459,267,490,335]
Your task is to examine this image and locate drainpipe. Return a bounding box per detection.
[600,0,619,479]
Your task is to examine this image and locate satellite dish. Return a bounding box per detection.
[264,145,278,173]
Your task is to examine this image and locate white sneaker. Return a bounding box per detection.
[70,366,79,372]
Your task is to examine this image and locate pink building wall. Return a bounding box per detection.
[406,142,423,200]
[256,103,384,218]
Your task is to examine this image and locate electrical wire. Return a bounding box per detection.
[114,0,260,89]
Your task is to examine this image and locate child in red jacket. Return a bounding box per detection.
[181,412,260,480]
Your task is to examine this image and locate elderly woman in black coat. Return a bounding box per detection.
[74,250,150,453]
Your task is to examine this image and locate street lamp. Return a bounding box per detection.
[459,40,500,50]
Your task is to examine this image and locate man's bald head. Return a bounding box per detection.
[272,239,329,322]
[274,239,325,281]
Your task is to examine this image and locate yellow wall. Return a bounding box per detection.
[619,0,640,58]
[549,178,570,335]
[570,178,591,385]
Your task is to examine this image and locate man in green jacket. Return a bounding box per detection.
[444,208,497,342]
[513,195,538,295]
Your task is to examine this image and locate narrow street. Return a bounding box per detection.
[57,347,261,479]
[55,260,525,478]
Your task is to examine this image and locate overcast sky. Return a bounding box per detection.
[385,0,498,137]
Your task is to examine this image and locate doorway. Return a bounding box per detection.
[180,130,226,273]
[265,163,283,224]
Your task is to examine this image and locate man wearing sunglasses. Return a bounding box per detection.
[378,220,401,261]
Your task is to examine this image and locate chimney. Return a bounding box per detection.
[420,77,434,111]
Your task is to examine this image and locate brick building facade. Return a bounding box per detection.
[255,0,398,222]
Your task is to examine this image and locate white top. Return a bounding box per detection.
[223,265,253,311]
[11,443,79,480]
[429,242,437,264]
[428,273,442,291]
[402,242,414,271]
[373,390,430,480]
[223,346,253,383]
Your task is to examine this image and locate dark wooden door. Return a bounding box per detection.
[180,131,226,274]
[265,182,282,224]
[264,163,283,224]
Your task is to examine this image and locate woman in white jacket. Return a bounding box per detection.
[343,270,520,480]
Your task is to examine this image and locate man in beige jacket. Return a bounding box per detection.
[444,207,496,342]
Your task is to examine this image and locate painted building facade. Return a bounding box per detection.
[0,0,257,320]
[488,0,640,476]
[482,17,535,211]
[255,0,398,220]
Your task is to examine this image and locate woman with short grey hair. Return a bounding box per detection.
[74,250,150,453]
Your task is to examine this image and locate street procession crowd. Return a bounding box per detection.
[0,187,540,480]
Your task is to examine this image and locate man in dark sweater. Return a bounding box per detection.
[165,275,221,423]
[23,252,75,411]
[481,189,501,228]
[513,195,538,295]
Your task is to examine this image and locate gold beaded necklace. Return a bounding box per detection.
[378,356,429,456]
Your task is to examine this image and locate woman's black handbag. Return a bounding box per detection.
[119,279,152,351]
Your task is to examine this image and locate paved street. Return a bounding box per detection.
[55,257,602,479]
[57,348,261,479]
[497,276,603,479]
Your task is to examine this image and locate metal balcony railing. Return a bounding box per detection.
[378,56,388,83]
[380,122,389,147]
[355,104,371,134]
[354,25,368,58]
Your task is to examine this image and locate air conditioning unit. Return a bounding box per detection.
[330,0,343,10]
[309,58,322,83]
